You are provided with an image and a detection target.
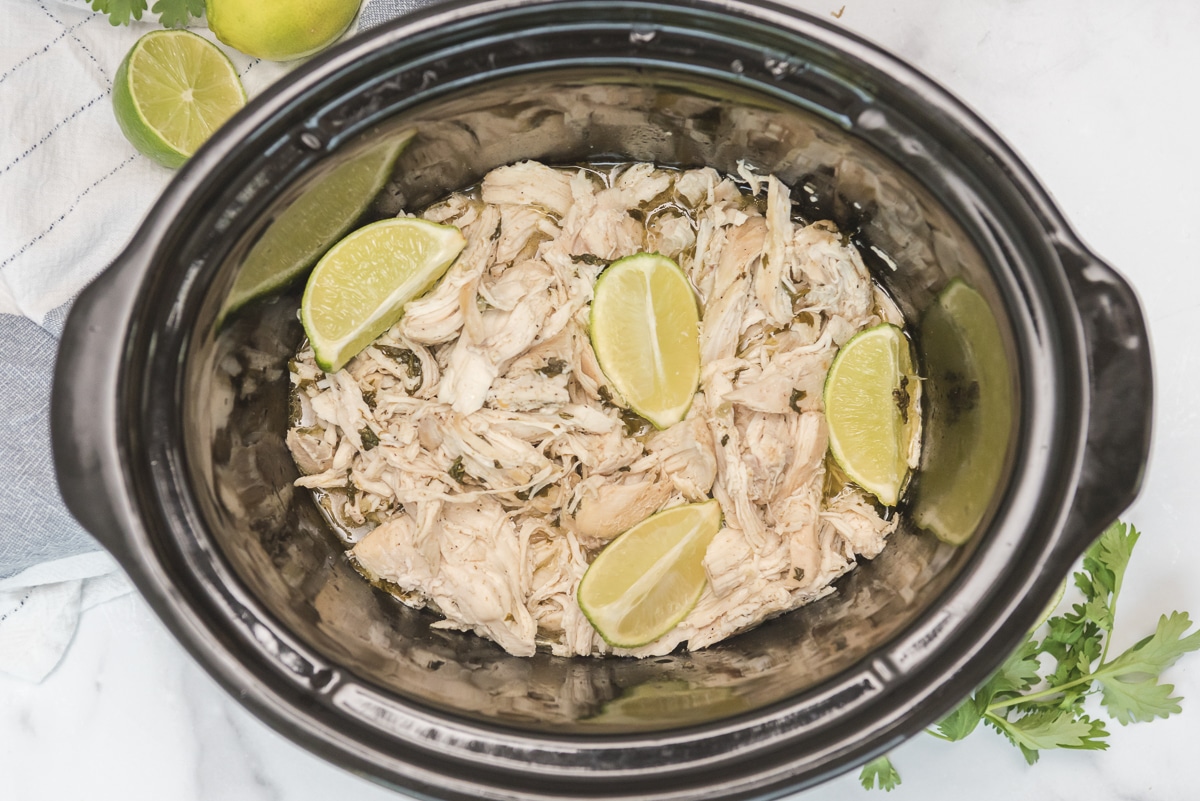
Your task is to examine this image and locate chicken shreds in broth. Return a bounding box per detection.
[287,160,917,658]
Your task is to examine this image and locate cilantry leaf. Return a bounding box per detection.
[90,0,148,26]
[936,697,983,741]
[1097,611,1200,724]
[870,521,1200,793]
[935,639,1041,742]
[979,639,1041,703]
[1101,675,1184,724]
[989,709,1109,766]
[1088,521,1139,601]
[89,0,202,27]
[152,0,205,28]
[859,756,901,791]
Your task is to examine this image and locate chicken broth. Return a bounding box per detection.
[286,160,918,658]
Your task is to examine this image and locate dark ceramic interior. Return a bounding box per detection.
[186,67,1012,733]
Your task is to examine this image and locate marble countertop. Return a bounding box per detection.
[5,1,1200,799]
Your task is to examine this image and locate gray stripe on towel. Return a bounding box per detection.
[0,309,97,580]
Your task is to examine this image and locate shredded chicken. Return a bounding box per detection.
[288,160,916,658]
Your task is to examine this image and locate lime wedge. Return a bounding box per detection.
[221,131,413,317]
[911,279,1013,544]
[300,218,466,373]
[589,253,700,429]
[823,323,919,507]
[577,500,723,649]
[112,30,246,169]
[584,680,747,728]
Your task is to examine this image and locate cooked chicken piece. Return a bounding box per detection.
[439,412,556,490]
[705,370,770,550]
[567,203,645,261]
[822,486,897,559]
[399,205,501,344]
[286,428,334,475]
[487,372,570,411]
[607,162,672,209]
[737,410,792,503]
[735,159,769,196]
[289,160,913,660]
[571,470,674,545]
[646,396,717,501]
[551,428,642,475]
[674,167,719,208]
[438,259,556,414]
[700,217,765,365]
[757,175,796,327]
[647,212,696,259]
[308,372,372,451]
[723,348,833,415]
[792,220,874,327]
[494,204,560,265]
[355,335,441,400]
[351,498,538,656]
[481,161,574,218]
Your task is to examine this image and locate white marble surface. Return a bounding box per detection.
[5,0,1200,798]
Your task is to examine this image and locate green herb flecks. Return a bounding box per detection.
[359,427,380,451]
[376,345,423,382]
[864,521,1200,789]
[571,253,611,267]
[892,376,910,424]
[538,357,568,376]
[620,408,653,438]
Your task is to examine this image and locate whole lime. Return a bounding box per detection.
[205,0,362,61]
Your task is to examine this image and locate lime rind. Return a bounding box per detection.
[577,500,723,649]
[301,217,466,373]
[588,252,701,430]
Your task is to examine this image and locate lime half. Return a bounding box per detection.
[221,130,414,318]
[577,500,723,649]
[301,218,466,373]
[112,30,246,169]
[823,323,919,507]
[589,253,701,429]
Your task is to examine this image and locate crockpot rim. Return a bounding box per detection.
[50,1,1151,799]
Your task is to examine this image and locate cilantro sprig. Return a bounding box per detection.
[88,0,204,28]
[863,521,1200,791]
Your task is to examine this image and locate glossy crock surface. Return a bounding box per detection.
[50,1,1152,799]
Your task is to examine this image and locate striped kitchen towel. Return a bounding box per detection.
[0,0,441,681]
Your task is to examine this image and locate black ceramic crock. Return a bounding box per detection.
[51,1,1152,798]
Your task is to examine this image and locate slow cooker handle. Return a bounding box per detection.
[1058,242,1154,555]
[51,244,147,568]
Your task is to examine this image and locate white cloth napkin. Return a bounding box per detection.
[0,0,434,682]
